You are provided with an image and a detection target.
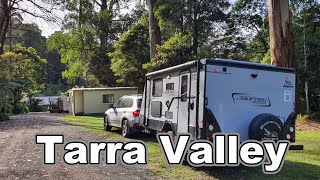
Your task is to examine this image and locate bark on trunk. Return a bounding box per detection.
[0,0,9,54]
[0,17,10,55]
[268,0,303,113]
[193,9,198,58]
[268,0,294,67]
[303,12,310,114]
[100,0,108,49]
[147,0,161,60]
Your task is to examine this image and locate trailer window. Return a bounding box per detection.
[181,75,188,102]
[151,101,162,117]
[166,83,174,90]
[152,78,163,97]
[102,94,114,103]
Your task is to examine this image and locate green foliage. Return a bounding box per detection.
[109,18,149,89]
[12,103,29,115]
[297,114,310,121]
[7,21,67,89]
[0,113,10,121]
[227,0,269,62]
[291,0,320,113]
[230,0,268,31]
[12,23,48,58]
[0,45,46,90]
[46,1,144,87]
[261,50,271,64]
[155,0,230,57]
[0,98,12,121]
[1,0,319,116]
[42,83,67,96]
[144,33,193,71]
[28,98,46,112]
[47,31,96,86]
[0,45,46,115]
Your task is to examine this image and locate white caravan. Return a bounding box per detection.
[140,59,302,149]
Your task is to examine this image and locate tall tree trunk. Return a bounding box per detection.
[193,11,198,57]
[78,0,83,28]
[303,11,310,114]
[9,16,12,51]
[0,17,9,55]
[268,0,302,113]
[0,0,9,54]
[100,0,108,49]
[147,0,161,60]
[268,0,294,67]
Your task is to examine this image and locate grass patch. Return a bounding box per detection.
[297,114,310,122]
[61,115,320,180]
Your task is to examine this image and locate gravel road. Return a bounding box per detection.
[0,112,158,180]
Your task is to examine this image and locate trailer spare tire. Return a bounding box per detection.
[249,113,283,141]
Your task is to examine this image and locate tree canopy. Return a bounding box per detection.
[0,0,320,117]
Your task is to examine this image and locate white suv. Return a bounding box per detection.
[104,94,142,137]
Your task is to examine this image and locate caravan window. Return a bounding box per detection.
[103,94,114,103]
[181,75,188,101]
[152,78,163,97]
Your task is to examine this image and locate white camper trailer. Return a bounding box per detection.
[140,59,302,149]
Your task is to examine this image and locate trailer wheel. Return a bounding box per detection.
[249,113,283,141]
[104,115,112,131]
[122,119,130,138]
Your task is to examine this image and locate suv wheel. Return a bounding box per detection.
[122,119,130,138]
[104,115,112,131]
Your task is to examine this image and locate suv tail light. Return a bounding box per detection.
[133,110,140,117]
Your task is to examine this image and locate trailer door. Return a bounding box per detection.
[178,73,189,133]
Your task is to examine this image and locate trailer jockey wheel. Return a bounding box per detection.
[249,113,283,141]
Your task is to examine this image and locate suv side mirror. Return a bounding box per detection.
[109,104,114,109]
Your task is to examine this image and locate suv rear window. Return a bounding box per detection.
[137,99,142,108]
[121,97,133,108]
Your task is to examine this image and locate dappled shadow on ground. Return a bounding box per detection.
[0,112,70,131]
[132,133,320,180]
[128,132,158,143]
[190,161,320,180]
[57,115,320,179]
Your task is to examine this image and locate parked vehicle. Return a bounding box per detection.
[49,96,69,113]
[139,59,302,150]
[58,96,70,113]
[104,94,143,137]
[49,99,63,113]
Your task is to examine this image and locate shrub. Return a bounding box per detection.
[297,114,310,121]
[0,113,10,121]
[12,103,29,115]
[310,112,320,122]
[28,98,47,112]
[23,104,30,113]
